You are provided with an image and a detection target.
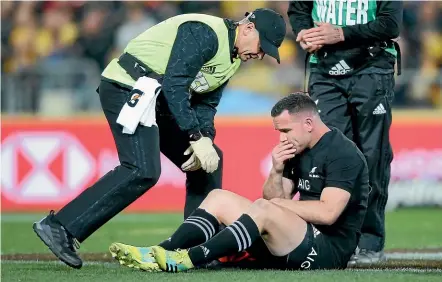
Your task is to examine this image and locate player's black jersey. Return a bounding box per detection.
[283,127,370,247]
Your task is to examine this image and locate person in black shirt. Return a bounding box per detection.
[288,0,403,265]
[108,93,369,272]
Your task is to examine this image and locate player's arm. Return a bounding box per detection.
[263,170,295,200]
[272,187,350,226]
[287,1,314,37]
[263,142,297,200]
[271,155,364,226]
[191,81,227,141]
[342,1,403,43]
[161,21,218,138]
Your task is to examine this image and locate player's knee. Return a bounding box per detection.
[205,189,228,204]
[249,198,272,220]
[207,188,221,198]
[201,189,232,212]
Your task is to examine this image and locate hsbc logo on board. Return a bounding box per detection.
[1,131,96,203]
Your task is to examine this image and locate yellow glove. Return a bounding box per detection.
[181,146,202,172]
[189,136,220,173]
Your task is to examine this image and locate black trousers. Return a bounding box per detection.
[55,80,223,242]
[309,71,395,252]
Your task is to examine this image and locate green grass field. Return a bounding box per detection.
[2,208,442,282]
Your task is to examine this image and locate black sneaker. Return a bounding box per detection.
[32,210,83,269]
[348,248,386,267]
[347,247,359,267]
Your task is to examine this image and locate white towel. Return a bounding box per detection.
[116,76,162,134]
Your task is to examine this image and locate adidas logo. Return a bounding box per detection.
[312,225,321,238]
[373,103,386,115]
[201,246,210,257]
[329,60,352,76]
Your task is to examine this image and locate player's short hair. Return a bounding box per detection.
[271,92,319,117]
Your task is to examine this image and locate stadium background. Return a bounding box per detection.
[1,2,442,278]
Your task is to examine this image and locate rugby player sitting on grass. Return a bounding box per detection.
[109,93,370,272]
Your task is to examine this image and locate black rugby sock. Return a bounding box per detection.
[188,214,260,266]
[159,208,219,250]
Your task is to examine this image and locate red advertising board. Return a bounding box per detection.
[1,116,442,212]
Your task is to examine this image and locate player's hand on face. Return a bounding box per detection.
[272,141,297,173]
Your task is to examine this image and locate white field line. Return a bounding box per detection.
[386,252,442,260]
[1,260,442,273]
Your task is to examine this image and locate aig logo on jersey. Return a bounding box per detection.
[298,179,310,191]
[298,167,323,191]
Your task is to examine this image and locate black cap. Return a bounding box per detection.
[247,8,286,64]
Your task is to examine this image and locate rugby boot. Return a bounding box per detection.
[152,246,194,272]
[109,242,160,272]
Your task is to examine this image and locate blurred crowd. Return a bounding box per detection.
[1,1,441,115]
